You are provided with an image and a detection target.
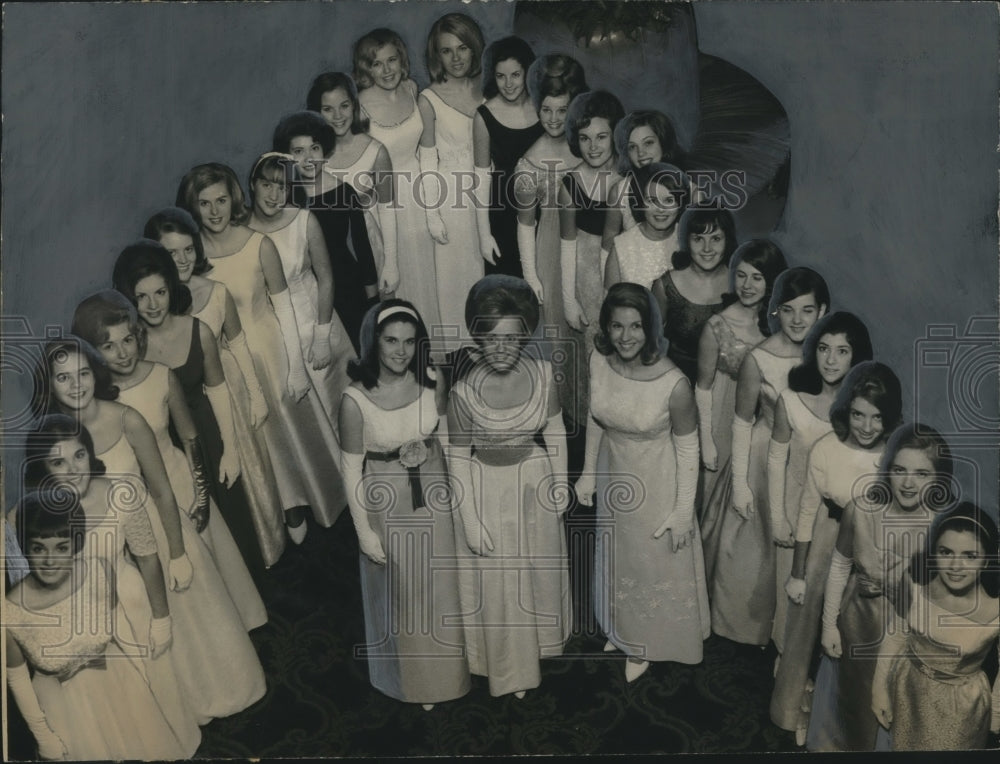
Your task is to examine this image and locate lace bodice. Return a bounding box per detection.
[342,385,440,453]
[588,352,686,440]
[514,156,569,209]
[451,358,552,448]
[707,313,761,379]
[85,478,158,559]
[613,225,673,288]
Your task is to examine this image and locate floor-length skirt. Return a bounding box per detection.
[565,231,604,425]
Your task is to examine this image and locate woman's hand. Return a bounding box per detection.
[426,210,449,245]
[286,365,311,402]
[167,552,193,591]
[563,298,589,332]
[655,524,694,553]
[217,447,240,489]
[574,474,596,507]
[821,623,843,658]
[248,385,269,427]
[478,233,501,265]
[36,724,68,761]
[785,576,806,604]
[465,522,495,557]
[701,437,718,472]
[773,521,796,548]
[308,324,333,371]
[148,615,173,660]
[357,529,386,566]
[731,481,755,519]
[871,681,893,729]
[380,262,400,294]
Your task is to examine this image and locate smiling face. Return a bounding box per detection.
[320,87,354,137]
[538,94,570,138]
[159,231,196,283]
[777,292,824,344]
[96,322,141,379]
[196,181,232,234]
[370,43,403,92]
[133,273,171,327]
[252,171,287,219]
[288,135,325,180]
[643,182,682,232]
[888,447,936,511]
[608,306,645,363]
[816,332,854,386]
[847,396,885,449]
[50,351,95,412]
[935,528,986,596]
[478,316,527,373]
[734,262,767,308]
[494,58,526,103]
[578,117,614,168]
[627,125,663,169]
[688,225,727,273]
[437,32,473,80]
[45,438,92,494]
[26,535,76,588]
[377,320,416,378]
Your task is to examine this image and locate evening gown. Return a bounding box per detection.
[451,358,571,696]
[562,171,612,425]
[882,578,999,750]
[476,105,543,278]
[260,207,353,424]
[705,347,797,645]
[660,270,724,382]
[6,561,193,761]
[171,317,267,578]
[96,403,266,723]
[590,353,711,663]
[342,385,471,704]
[206,231,347,526]
[192,280,286,567]
[366,82,440,329]
[612,224,675,289]
[421,88,484,350]
[327,136,388,280]
[291,182,378,353]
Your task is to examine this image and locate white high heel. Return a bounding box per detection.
[625,659,649,683]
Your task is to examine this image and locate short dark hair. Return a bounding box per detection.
[565,90,625,159]
[175,162,251,228]
[721,238,789,336]
[272,110,337,157]
[353,28,410,90]
[143,206,211,276]
[910,501,999,598]
[594,282,665,365]
[24,414,106,489]
[631,162,689,225]
[526,53,588,113]
[347,299,435,390]
[465,275,540,341]
[306,71,370,134]
[31,336,119,419]
[113,240,192,317]
[829,361,903,444]
[670,207,736,271]
[788,311,874,394]
[767,266,830,337]
[481,36,535,99]
[426,13,485,84]
[71,290,147,361]
[614,110,678,175]
[19,487,86,557]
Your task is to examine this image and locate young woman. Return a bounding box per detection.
[144,207,286,565]
[354,27,439,329]
[418,12,487,350]
[6,491,193,761]
[558,89,625,423]
[448,275,571,698]
[30,338,265,724]
[872,501,999,750]
[696,240,787,533]
[820,419,944,751]
[574,283,709,682]
[338,300,470,709]
[275,111,379,353]
[176,162,346,540]
[112,240,267,578]
[604,165,697,292]
[600,109,680,254]
[769,312,874,734]
[246,150,354,424]
[71,290,266,631]
[23,415,201,753]
[306,71,399,294]
[706,267,830,647]
[472,35,542,278]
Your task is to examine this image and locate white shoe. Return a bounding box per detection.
[603,640,617,652]
[514,691,526,699]
[625,659,649,683]
[422,704,435,711]
[287,520,307,545]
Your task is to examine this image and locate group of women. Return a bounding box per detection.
[4,9,998,760]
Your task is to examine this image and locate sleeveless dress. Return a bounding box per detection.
[611,224,674,289]
[6,561,193,761]
[772,391,834,652]
[696,312,762,528]
[259,207,354,424]
[660,270,725,382]
[193,280,286,567]
[96,405,267,723]
[883,579,999,750]
[342,385,471,704]
[589,353,711,663]
[325,137,389,280]
[366,84,440,330]
[451,358,571,696]
[562,171,611,425]
[421,88,484,351]
[476,105,543,278]
[291,182,378,353]
[118,363,267,631]
[171,317,266,578]
[706,347,797,645]
[205,231,347,526]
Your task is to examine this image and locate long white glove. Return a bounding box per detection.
[227,330,268,427]
[655,431,698,552]
[148,615,173,660]
[418,145,448,244]
[205,382,241,487]
[473,165,500,265]
[8,662,68,760]
[308,322,333,370]
[730,416,755,518]
[695,386,717,470]
[341,451,385,564]
[542,411,570,516]
[768,438,792,545]
[376,201,400,293]
[447,441,493,555]
[574,414,603,507]
[517,221,544,303]
[871,618,907,729]
[560,238,587,331]
[269,289,310,401]
[821,549,853,658]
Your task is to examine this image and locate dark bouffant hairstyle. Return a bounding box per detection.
[910,501,999,598]
[272,110,337,157]
[631,162,689,225]
[347,299,435,390]
[24,414,106,489]
[481,36,535,100]
[306,71,370,134]
[565,90,625,160]
[670,208,737,271]
[720,239,789,337]
[788,311,874,394]
[31,336,119,419]
[143,206,211,276]
[767,266,830,338]
[829,361,903,444]
[594,282,665,365]
[113,240,192,317]
[19,487,86,556]
[614,110,678,175]
[526,53,588,113]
